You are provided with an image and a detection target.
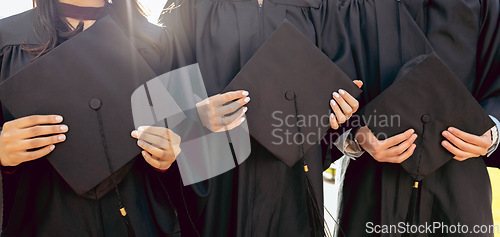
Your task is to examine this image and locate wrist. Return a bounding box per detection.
[345,127,364,154]
[355,126,369,151]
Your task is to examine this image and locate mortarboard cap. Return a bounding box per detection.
[224,20,362,167]
[0,16,156,197]
[361,53,494,179]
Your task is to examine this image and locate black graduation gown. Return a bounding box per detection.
[334,0,500,236]
[159,0,356,236]
[0,8,182,237]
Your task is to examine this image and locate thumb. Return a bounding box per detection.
[220,90,247,102]
[353,80,363,88]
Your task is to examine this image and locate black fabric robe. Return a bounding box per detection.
[159,0,356,236]
[0,7,182,237]
[333,0,500,236]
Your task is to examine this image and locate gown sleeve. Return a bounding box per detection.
[316,0,359,167]
[159,0,198,70]
[476,0,500,167]
[0,48,3,233]
[316,0,357,79]
[0,48,3,126]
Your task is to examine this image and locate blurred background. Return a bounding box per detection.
[0,1,499,236]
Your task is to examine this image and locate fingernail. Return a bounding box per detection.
[443,131,449,136]
[55,116,63,122]
[241,117,246,123]
[141,151,147,157]
[330,100,336,106]
[442,141,448,146]
[409,129,415,133]
[330,113,334,119]
[244,97,251,103]
[242,91,249,96]
[139,140,145,146]
[333,92,340,98]
[60,125,68,131]
[49,145,55,151]
[448,127,454,132]
[58,135,66,141]
[131,131,138,137]
[138,127,145,132]
[243,107,248,113]
[339,89,345,95]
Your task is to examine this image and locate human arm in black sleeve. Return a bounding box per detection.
[314,0,364,167]
[159,0,198,70]
[476,0,500,167]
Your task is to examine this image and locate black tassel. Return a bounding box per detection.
[291,93,331,237]
[96,109,136,236]
[404,121,426,227]
[303,161,331,237]
[119,203,136,237]
[404,181,421,230]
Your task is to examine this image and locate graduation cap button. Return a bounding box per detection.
[89,98,102,110]
[285,91,296,100]
[421,114,431,123]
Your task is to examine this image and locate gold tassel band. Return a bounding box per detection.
[413,181,419,189]
[120,207,127,217]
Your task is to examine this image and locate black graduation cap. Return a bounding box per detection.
[361,53,495,180]
[0,16,155,197]
[224,20,362,167]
